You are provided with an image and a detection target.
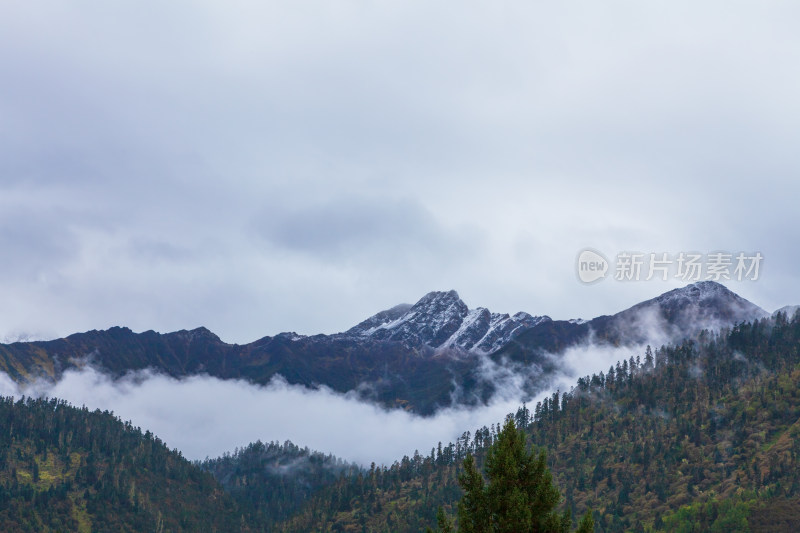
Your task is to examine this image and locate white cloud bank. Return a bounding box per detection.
[0,341,641,466]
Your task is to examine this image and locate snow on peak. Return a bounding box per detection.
[656,281,729,302]
[616,281,768,340]
[345,291,547,354]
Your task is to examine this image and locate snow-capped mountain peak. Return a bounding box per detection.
[345,291,548,353]
[644,281,768,321]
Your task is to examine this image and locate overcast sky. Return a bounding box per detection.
[2,2,799,344]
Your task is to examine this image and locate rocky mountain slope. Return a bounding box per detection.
[493,281,768,364]
[343,290,548,353]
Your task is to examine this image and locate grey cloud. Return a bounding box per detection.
[127,238,202,265]
[0,209,77,280]
[253,195,477,263]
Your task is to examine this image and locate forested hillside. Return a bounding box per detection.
[3,312,799,532]
[200,440,361,528]
[0,397,252,532]
[276,311,800,532]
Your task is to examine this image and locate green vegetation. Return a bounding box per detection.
[428,417,593,533]
[2,312,800,531]
[0,396,249,532]
[200,439,360,526]
[276,312,800,532]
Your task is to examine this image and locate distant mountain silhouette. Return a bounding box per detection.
[0,282,767,414]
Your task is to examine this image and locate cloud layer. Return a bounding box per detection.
[0,339,643,465]
[1,2,799,343]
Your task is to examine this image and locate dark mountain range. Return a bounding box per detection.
[493,281,768,365]
[0,281,768,415]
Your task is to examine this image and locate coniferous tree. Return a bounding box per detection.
[432,417,591,533]
[426,506,455,533]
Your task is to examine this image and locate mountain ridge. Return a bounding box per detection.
[0,282,769,415]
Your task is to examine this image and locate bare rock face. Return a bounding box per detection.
[345,290,548,353]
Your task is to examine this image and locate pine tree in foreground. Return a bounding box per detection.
[429,417,594,533]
